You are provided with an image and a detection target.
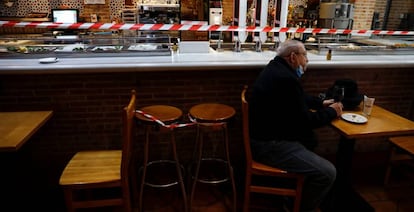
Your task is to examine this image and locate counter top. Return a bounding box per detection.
[1,50,414,74]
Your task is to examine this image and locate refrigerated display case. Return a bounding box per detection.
[304,34,414,55]
[0,34,173,58]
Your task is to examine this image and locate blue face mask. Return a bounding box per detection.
[296,65,304,78]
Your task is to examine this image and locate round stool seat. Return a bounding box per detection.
[189,103,236,123]
[136,105,183,124]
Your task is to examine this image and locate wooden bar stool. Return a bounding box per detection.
[188,103,237,212]
[136,105,188,212]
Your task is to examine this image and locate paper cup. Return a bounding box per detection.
[363,95,375,116]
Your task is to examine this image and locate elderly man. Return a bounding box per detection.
[249,39,343,212]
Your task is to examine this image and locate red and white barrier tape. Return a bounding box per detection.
[2,21,414,35]
[135,109,225,129]
[180,20,208,25]
[135,109,195,129]
[187,114,226,127]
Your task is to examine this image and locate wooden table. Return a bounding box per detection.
[331,105,414,183]
[331,105,414,139]
[325,105,414,212]
[0,111,53,210]
[0,111,53,152]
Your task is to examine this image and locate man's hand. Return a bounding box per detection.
[329,102,343,117]
[323,99,335,106]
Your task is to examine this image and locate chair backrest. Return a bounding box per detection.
[241,85,253,169]
[121,89,137,206]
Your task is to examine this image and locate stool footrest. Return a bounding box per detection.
[191,158,231,184]
[197,177,229,184]
[140,160,185,188]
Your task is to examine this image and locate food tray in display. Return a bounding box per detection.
[91,46,123,52]
[3,46,57,54]
[358,39,414,48]
[55,44,87,53]
[127,44,160,51]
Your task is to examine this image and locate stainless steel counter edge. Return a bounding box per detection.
[1,50,414,74]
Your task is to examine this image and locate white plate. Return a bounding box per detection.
[39,57,59,64]
[341,113,368,124]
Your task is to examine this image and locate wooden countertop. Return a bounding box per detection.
[1,50,414,74]
[0,111,53,152]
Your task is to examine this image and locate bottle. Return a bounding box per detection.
[294,24,301,40]
[326,49,332,60]
[171,42,178,52]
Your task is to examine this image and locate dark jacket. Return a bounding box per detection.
[249,56,337,149]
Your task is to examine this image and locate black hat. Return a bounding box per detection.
[325,79,364,110]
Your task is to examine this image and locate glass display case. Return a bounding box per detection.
[305,34,414,55]
[0,33,172,58]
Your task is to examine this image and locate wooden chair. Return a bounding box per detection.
[241,85,304,212]
[384,135,414,187]
[59,90,136,212]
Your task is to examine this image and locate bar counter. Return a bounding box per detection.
[1,49,414,74]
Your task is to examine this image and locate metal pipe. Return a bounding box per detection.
[382,0,392,30]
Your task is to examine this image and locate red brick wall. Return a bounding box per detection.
[354,0,377,30]
[374,0,387,28]
[0,66,413,210]
[352,0,409,30]
[82,2,111,23]
[387,0,414,30]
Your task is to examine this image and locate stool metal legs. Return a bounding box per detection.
[171,128,188,212]
[223,124,237,212]
[138,125,150,212]
[139,125,188,212]
[189,123,237,212]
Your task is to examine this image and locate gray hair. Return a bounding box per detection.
[276,39,304,57]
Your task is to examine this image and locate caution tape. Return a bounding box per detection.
[135,109,195,129]
[1,20,414,36]
[135,109,225,129]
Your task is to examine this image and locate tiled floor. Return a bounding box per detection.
[354,160,414,212]
[134,153,414,212]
